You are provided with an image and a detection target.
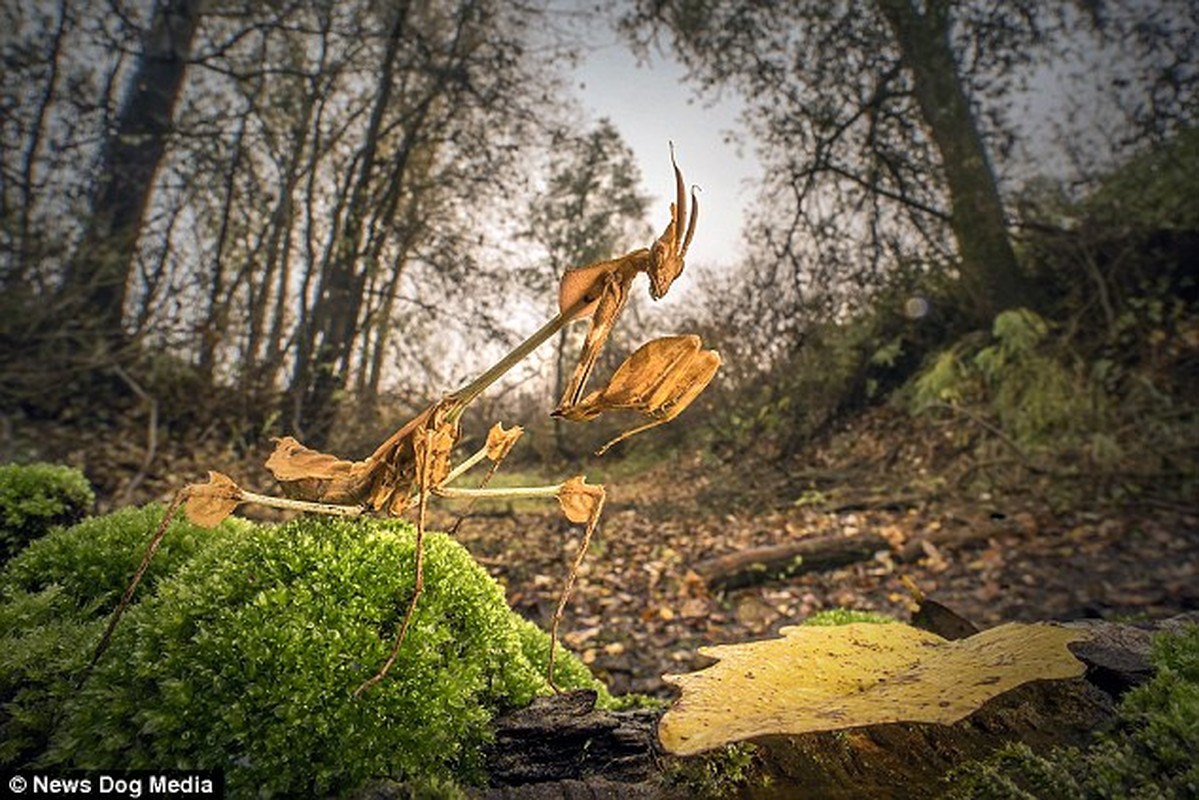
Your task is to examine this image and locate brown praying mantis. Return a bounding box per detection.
[90,150,721,697]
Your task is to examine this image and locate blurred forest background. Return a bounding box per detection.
[0,0,1195,526]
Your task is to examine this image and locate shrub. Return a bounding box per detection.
[1,512,602,797]
[0,463,94,563]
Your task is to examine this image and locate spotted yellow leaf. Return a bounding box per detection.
[658,622,1088,756]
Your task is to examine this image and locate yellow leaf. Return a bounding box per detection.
[184,471,244,528]
[658,622,1088,756]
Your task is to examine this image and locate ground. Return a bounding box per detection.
[442,410,1199,696]
[5,405,1196,699]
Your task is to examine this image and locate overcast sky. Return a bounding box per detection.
[562,20,760,271]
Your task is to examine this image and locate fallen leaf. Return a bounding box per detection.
[658,622,1088,756]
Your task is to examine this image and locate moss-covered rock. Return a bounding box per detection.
[0,463,94,563]
[802,608,896,626]
[1,508,602,797]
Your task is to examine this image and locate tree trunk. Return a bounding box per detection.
[60,0,203,350]
[876,0,1032,328]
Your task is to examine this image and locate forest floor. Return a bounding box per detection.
[6,404,1198,699]
[444,407,1199,696]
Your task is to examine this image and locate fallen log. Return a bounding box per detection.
[697,513,1011,591]
[694,532,890,591]
[347,614,1197,800]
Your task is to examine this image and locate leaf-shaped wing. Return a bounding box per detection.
[184,471,244,527]
[658,622,1088,756]
[558,335,721,454]
[558,257,626,321]
[265,436,360,481]
[264,436,374,505]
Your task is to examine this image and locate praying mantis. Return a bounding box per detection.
[91,150,721,697]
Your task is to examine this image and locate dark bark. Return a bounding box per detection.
[60,0,203,348]
[485,690,661,786]
[876,0,1033,327]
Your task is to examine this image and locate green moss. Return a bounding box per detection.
[802,608,897,626]
[0,463,95,563]
[1,510,603,797]
[0,505,245,767]
[664,741,764,799]
[1,503,245,620]
[942,624,1199,799]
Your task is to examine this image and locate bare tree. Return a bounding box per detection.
[59,0,204,350]
[623,0,1196,339]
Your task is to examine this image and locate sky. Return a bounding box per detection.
[561,20,760,272]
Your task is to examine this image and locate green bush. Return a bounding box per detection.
[1,511,602,797]
[942,624,1199,799]
[0,463,94,562]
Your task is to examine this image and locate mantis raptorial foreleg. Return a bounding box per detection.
[94,149,716,699]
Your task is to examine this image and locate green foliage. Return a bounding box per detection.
[904,302,1197,502]
[942,624,1199,799]
[509,612,614,709]
[910,309,1096,448]
[716,299,944,457]
[1,510,602,797]
[0,463,94,563]
[802,608,896,626]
